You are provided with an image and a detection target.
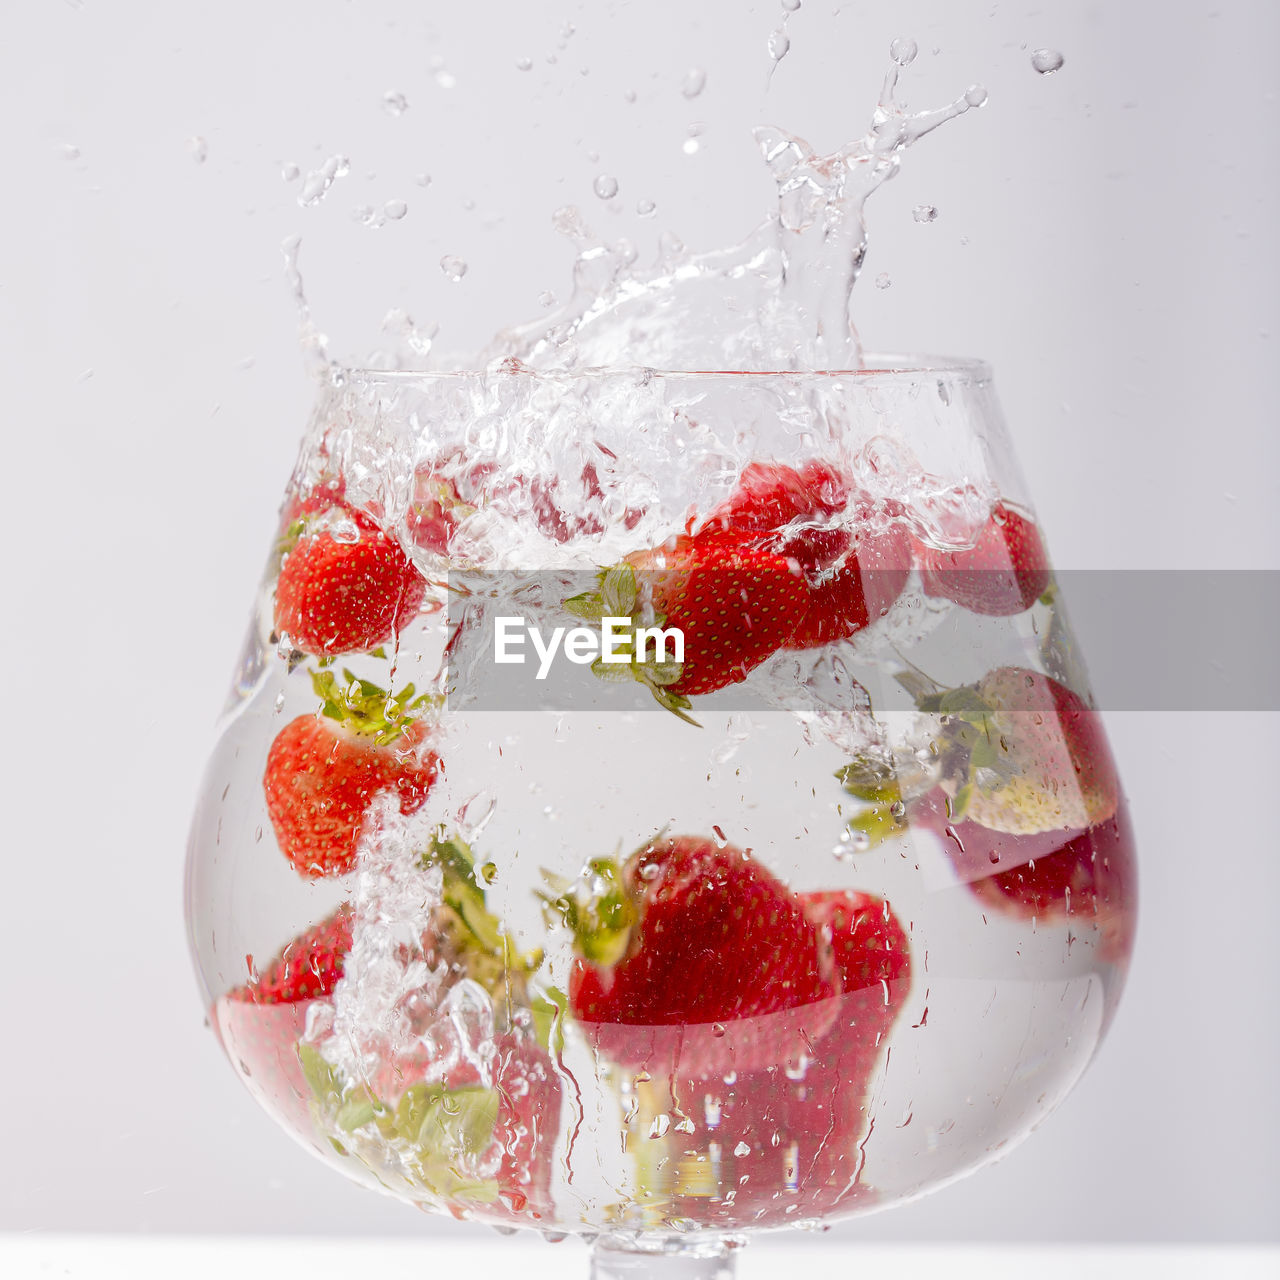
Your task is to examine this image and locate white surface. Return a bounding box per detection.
[2,0,1277,1243]
[3,1239,1280,1280]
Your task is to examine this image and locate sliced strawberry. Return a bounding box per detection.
[917,501,1050,616]
[263,672,440,878]
[274,499,427,656]
[561,835,839,1077]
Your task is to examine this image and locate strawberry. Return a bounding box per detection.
[406,466,472,556]
[704,460,911,649]
[924,666,1119,835]
[274,497,427,656]
[916,787,1137,957]
[558,835,839,1077]
[263,671,440,878]
[642,891,911,1228]
[566,532,807,720]
[214,905,354,1146]
[917,501,1050,616]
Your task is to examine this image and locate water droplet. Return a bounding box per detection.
[440,255,468,282]
[1031,48,1064,75]
[734,1141,751,1157]
[711,825,728,847]
[648,1113,671,1139]
[188,136,208,164]
[913,204,938,223]
[682,68,707,99]
[875,272,891,289]
[965,85,989,108]
[298,155,350,207]
[516,57,533,71]
[889,37,918,67]
[281,162,300,182]
[890,800,906,818]
[593,174,618,200]
[61,143,81,161]
[538,289,557,307]
[711,1023,726,1038]
[781,0,802,9]
[624,89,637,103]
[675,1116,695,1134]
[850,829,872,852]
[768,28,791,61]
[383,199,408,221]
[273,692,285,712]
[382,90,409,116]
[635,197,656,217]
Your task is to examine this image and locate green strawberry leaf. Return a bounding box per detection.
[836,754,901,804]
[539,857,637,967]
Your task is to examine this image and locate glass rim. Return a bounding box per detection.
[334,352,993,385]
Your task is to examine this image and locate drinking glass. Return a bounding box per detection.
[186,357,1136,1279]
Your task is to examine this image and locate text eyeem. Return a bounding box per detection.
[493,615,684,680]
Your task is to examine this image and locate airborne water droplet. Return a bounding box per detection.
[913,204,938,223]
[889,37,918,67]
[281,162,300,182]
[648,1113,671,1138]
[593,174,619,200]
[636,198,656,216]
[189,136,208,164]
[382,90,409,116]
[1031,48,1065,75]
[781,0,802,9]
[965,85,989,107]
[516,57,533,71]
[734,1141,751,1157]
[440,255,468,282]
[383,199,408,220]
[768,28,791,62]
[875,272,891,289]
[682,68,707,99]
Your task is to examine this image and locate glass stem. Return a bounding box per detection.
[589,1237,738,1280]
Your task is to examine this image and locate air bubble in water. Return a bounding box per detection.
[682,68,707,99]
[593,174,619,200]
[440,255,468,282]
[383,199,408,220]
[913,204,938,223]
[636,198,656,217]
[1031,49,1065,75]
[965,85,989,107]
[189,136,208,164]
[889,37,918,67]
[382,90,409,116]
[875,272,891,289]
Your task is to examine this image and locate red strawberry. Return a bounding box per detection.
[917,501,1050,616]
[563,836,839,1077]
[263,672,440,878]
[655,891,911,1227]
[705,460,911,649]
[406,466,472,556]
[274,499,427,656]
[633,534,807,696]
[214,905,354,1145]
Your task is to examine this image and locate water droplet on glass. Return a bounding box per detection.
[648,1113,671,1139]
[682,68,707,99]
[516,57,533,71]
[913,204,938,223]
[965,85,989,107]
[889,37,918,67]
[273,692,286,713]
[383,199,408,220]
[298,155,350,208]
[593,174,618,200]
[382,90,409,116]
[711,1022,726,1038]
[768,28,791,61]
[1031,48,1065,75]
[875,272,891,289]
[281,162,300,182]
[415,173,432,188]
[781,0,802,9]
[635,197,657,217]
[440,255,468,282]
[189,136,208,164]
[734,1141,751,1157]
[850,829,872,852]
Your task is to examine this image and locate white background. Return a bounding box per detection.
[2,0,1276,1247]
